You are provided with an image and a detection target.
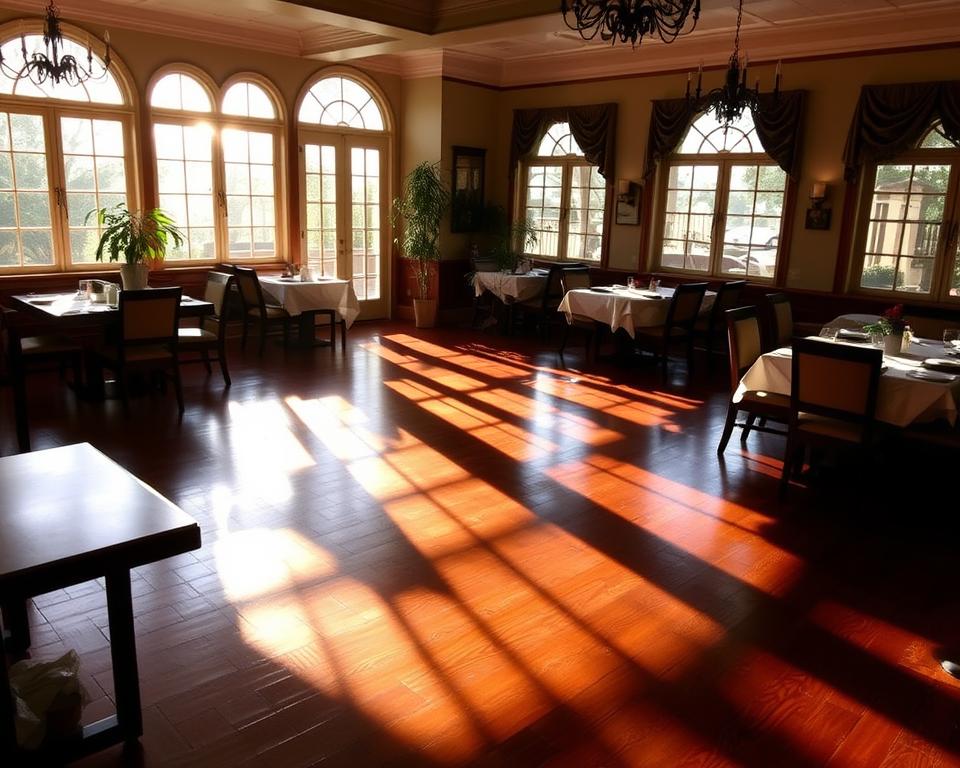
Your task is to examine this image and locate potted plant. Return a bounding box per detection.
[88,204,184,291]
[392,161,448,328]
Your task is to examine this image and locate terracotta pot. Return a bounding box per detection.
[119,263,149,291]
[413,298,437,328]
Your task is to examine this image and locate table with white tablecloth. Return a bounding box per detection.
[557,286,717,338]
[472,271,547,304]
[737,337,960,427]
[260,276,360,327]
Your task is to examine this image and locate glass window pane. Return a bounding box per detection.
[299,76,384,131]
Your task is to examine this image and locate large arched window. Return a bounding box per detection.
[656,109,787,280]
[298,73,390,317]
[519,122,606,263]
[150,68,284,262]
[853,123,960,300]
[0,24,134,272]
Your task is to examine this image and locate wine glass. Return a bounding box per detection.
[944,328,960,356]
[626,276,636,290]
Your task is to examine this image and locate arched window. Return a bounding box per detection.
[0,23,134,273]
[519,121,607,263]
[854,122,960,299]
[150,69,284,262]
[657,109,787,280]
[297,73,390,315]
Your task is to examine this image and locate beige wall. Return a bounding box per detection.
[494,45,960,290]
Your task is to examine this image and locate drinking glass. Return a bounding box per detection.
[819,326,838,341]
[944,328,960,355]
[626,276,636,290]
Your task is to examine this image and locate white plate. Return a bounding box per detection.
[923,357,960,370]
[907,369,957,383]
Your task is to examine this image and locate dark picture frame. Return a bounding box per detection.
[805,206,832,230]
[451,146,485,233]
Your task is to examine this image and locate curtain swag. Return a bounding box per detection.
[842,82,960,182]
[643,90,807,180]
[510,103,618,181]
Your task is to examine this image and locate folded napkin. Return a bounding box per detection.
[837,329,869,341]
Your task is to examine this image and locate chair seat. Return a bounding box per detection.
[178,327,218,343]
[20,335,82,356]
[249,305,288,319]
[796,413,866,443]
[734,390,790,410]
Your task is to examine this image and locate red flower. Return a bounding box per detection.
[882,304,906,332]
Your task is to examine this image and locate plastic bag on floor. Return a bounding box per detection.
[9,650,89,750]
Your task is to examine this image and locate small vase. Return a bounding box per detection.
[119,263,149,291]
[883,333,902,356]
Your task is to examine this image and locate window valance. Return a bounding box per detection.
[842,82,960,181]
[643,90,806,180]
[510,103,617,180]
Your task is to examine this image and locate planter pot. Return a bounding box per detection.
[119,263,149,291]
[413,298,438,328]
[883,333,903,356]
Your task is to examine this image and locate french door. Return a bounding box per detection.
[300,131,388,319]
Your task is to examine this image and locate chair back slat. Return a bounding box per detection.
[233,265,265,311]
[725,305,762,389]
[712,280,747,321]
[561,266,591,292]
[204,272,233,317]
[767,292,793,348]
[120,287,181,344]
[666,282,708,330]
[791,338,882,429]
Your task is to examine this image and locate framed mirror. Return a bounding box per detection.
[451,146,485,233]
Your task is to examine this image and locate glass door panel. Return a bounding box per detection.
[303,141,338,277]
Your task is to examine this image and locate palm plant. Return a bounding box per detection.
[88,204,184,265]
[392,161,448,301]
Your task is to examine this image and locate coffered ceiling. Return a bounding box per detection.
[1,0,959,86]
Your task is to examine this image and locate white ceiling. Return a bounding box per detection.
[1,0,959,86]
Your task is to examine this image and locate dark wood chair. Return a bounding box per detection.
[634,282,708,376]
[695,279,746,361]
[766,292,794,350]
[470,256,500,329]
[232,265,290,355]
[97,287,185,416]
[178,271,233,386]
[717,305,790,454]
[3,309,83,453]
[513,263,574,339]
[780,337,883,497]
[557,266,598,360]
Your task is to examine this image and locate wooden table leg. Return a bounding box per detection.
[105,569,142,742]
[0,642,17,757]
[1,600,30,652]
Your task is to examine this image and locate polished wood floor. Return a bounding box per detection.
[2,322,960,767]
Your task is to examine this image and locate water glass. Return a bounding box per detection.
[626,276,636,290]
[944,328,960,355]
[819,326,838,341]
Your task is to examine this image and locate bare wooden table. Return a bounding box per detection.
[0,443,201,762]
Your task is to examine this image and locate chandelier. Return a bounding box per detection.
[561,0,701,48]
[687,0,780,127]
[0,1,111,88]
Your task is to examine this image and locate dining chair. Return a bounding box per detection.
[779,337,883,497]
[178,271,233,386]
[695,279,746,362]
[232,265,290,355]
[97,287,184,417]
[634,282,709,376]
[2,309,84,453]
[717,305,789,454]
[514,263,574,339]
[470,255,501,329]
[766,292,794,349]
[557,266,597,360]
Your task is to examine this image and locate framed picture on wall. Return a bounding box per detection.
[451,146,485,232]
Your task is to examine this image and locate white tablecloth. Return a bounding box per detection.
[473,271,546,303]
[737,337,960,427]
[557,286,717,338]
[260,277,360,328]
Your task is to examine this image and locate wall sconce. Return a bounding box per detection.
[805,181,831,230]
[616,179,640,225]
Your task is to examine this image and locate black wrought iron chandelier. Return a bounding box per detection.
[0,1,111,88]
[687,0,780,127]
[561,0,701,48]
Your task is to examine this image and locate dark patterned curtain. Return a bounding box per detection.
[510,103,618,180]
[843,82,960,181]
[643,90,807,180]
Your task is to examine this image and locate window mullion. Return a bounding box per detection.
[711,161,730,275]
[559,162,572,261]
[46,106,71,271]
[213,125,228,263]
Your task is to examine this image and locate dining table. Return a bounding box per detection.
[259,275,360,346]
[737,335,960,427]
[472,270,548,304]
[558,284,717,338]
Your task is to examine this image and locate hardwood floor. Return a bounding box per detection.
[2,322,960,767]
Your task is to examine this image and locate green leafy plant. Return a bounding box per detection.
[483,204,537,272]
[863,303,907,336]
[392,161,448,301]
[87,204,184,266]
